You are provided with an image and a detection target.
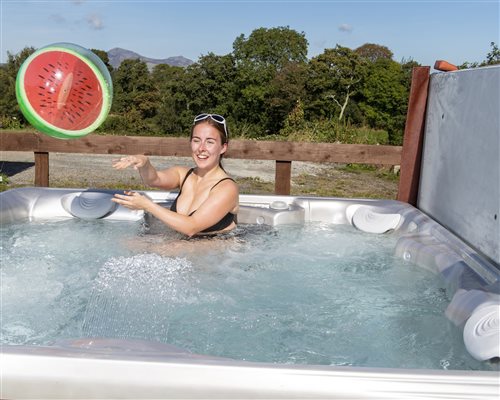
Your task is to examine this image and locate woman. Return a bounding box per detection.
[112,114,239,237]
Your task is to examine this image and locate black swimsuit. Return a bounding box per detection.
[170,168,236,233]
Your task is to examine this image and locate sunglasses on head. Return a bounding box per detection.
[193,113,228,139]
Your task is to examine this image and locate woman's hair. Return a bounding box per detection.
[190,117,229,169]
[190,117,229,144]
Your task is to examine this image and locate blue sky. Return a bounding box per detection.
[1,0,498,68]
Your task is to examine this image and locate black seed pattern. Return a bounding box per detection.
[29,53,102,129]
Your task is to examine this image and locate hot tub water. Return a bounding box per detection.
[0,219,494,371]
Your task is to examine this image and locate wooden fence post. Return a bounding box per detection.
[275,160,292,195]
[34,151,49,187]
[397,66,431,205]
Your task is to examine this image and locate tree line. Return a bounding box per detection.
[1,27,498,146]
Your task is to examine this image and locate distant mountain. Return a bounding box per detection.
[107,47,194,70]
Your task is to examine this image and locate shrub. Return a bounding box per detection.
[0,116,22,130]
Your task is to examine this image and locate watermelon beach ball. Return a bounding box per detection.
[15,43,113,139]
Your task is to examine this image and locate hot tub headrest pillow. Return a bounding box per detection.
[347,205,402,234]
[61,191,117,220]
[463,300,500,361]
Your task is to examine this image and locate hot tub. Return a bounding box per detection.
[1,187,499,399]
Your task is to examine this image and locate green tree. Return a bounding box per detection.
[233,26,308,71]
[184,53,237,118]
[151,63,189,134]
[306,46,367,122]
[485,42,500,65]
[358,58,409,145]
[0,47,36,127]
[4,47,36,77]
[111,59,159,133]
[266,61,307,133]
[0,66,19,128]
[232,26,309,135]
[399,57,421,88]
[459,42,500,68]
[355,43,393,62]
[150,53,238,135]
[90,48,114,73]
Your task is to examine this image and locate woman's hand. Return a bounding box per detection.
[112,155,148,170]
[112,191,152,211]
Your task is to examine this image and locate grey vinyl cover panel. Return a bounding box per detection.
[418,66,500,265]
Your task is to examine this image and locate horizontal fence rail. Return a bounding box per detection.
[1,131,403,195]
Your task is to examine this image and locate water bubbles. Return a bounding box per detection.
[2,219,492,371]
[82,253,202,340]
[440,359,450,369]
[2,322,37,345]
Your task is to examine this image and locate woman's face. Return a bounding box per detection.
[190,123,227,169]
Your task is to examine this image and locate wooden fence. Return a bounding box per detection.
[0,67,430,204]
[0,130,401,192]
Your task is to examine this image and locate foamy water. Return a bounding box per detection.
[1,219,494,371]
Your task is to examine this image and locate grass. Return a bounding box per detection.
[233,163,399,199]
[0,173,9,191]
[290,165,399,199]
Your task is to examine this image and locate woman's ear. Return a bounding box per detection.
[220,143,228,155]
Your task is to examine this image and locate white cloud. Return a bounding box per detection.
[86,13,104,30]
[338,24,353,33]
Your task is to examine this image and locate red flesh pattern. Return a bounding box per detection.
[23,50,104,131]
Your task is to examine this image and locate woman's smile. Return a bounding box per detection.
[190,124,226,168]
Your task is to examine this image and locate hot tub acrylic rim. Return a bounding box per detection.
[2,345,499,400]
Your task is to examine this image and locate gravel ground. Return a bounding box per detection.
[0,151,331,188]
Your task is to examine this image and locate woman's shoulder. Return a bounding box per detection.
[176,165,193,173]
[212,174,239,194]
[170,165,193,179]
[211,168,236,184]
[156,165,193,189]
[160,165,191,174]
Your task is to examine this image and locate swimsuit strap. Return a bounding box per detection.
[199,177,236,232]
[182,170,233,193]
[209,177,235,191]
[169,168,194,213]
[179,168,195,192]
